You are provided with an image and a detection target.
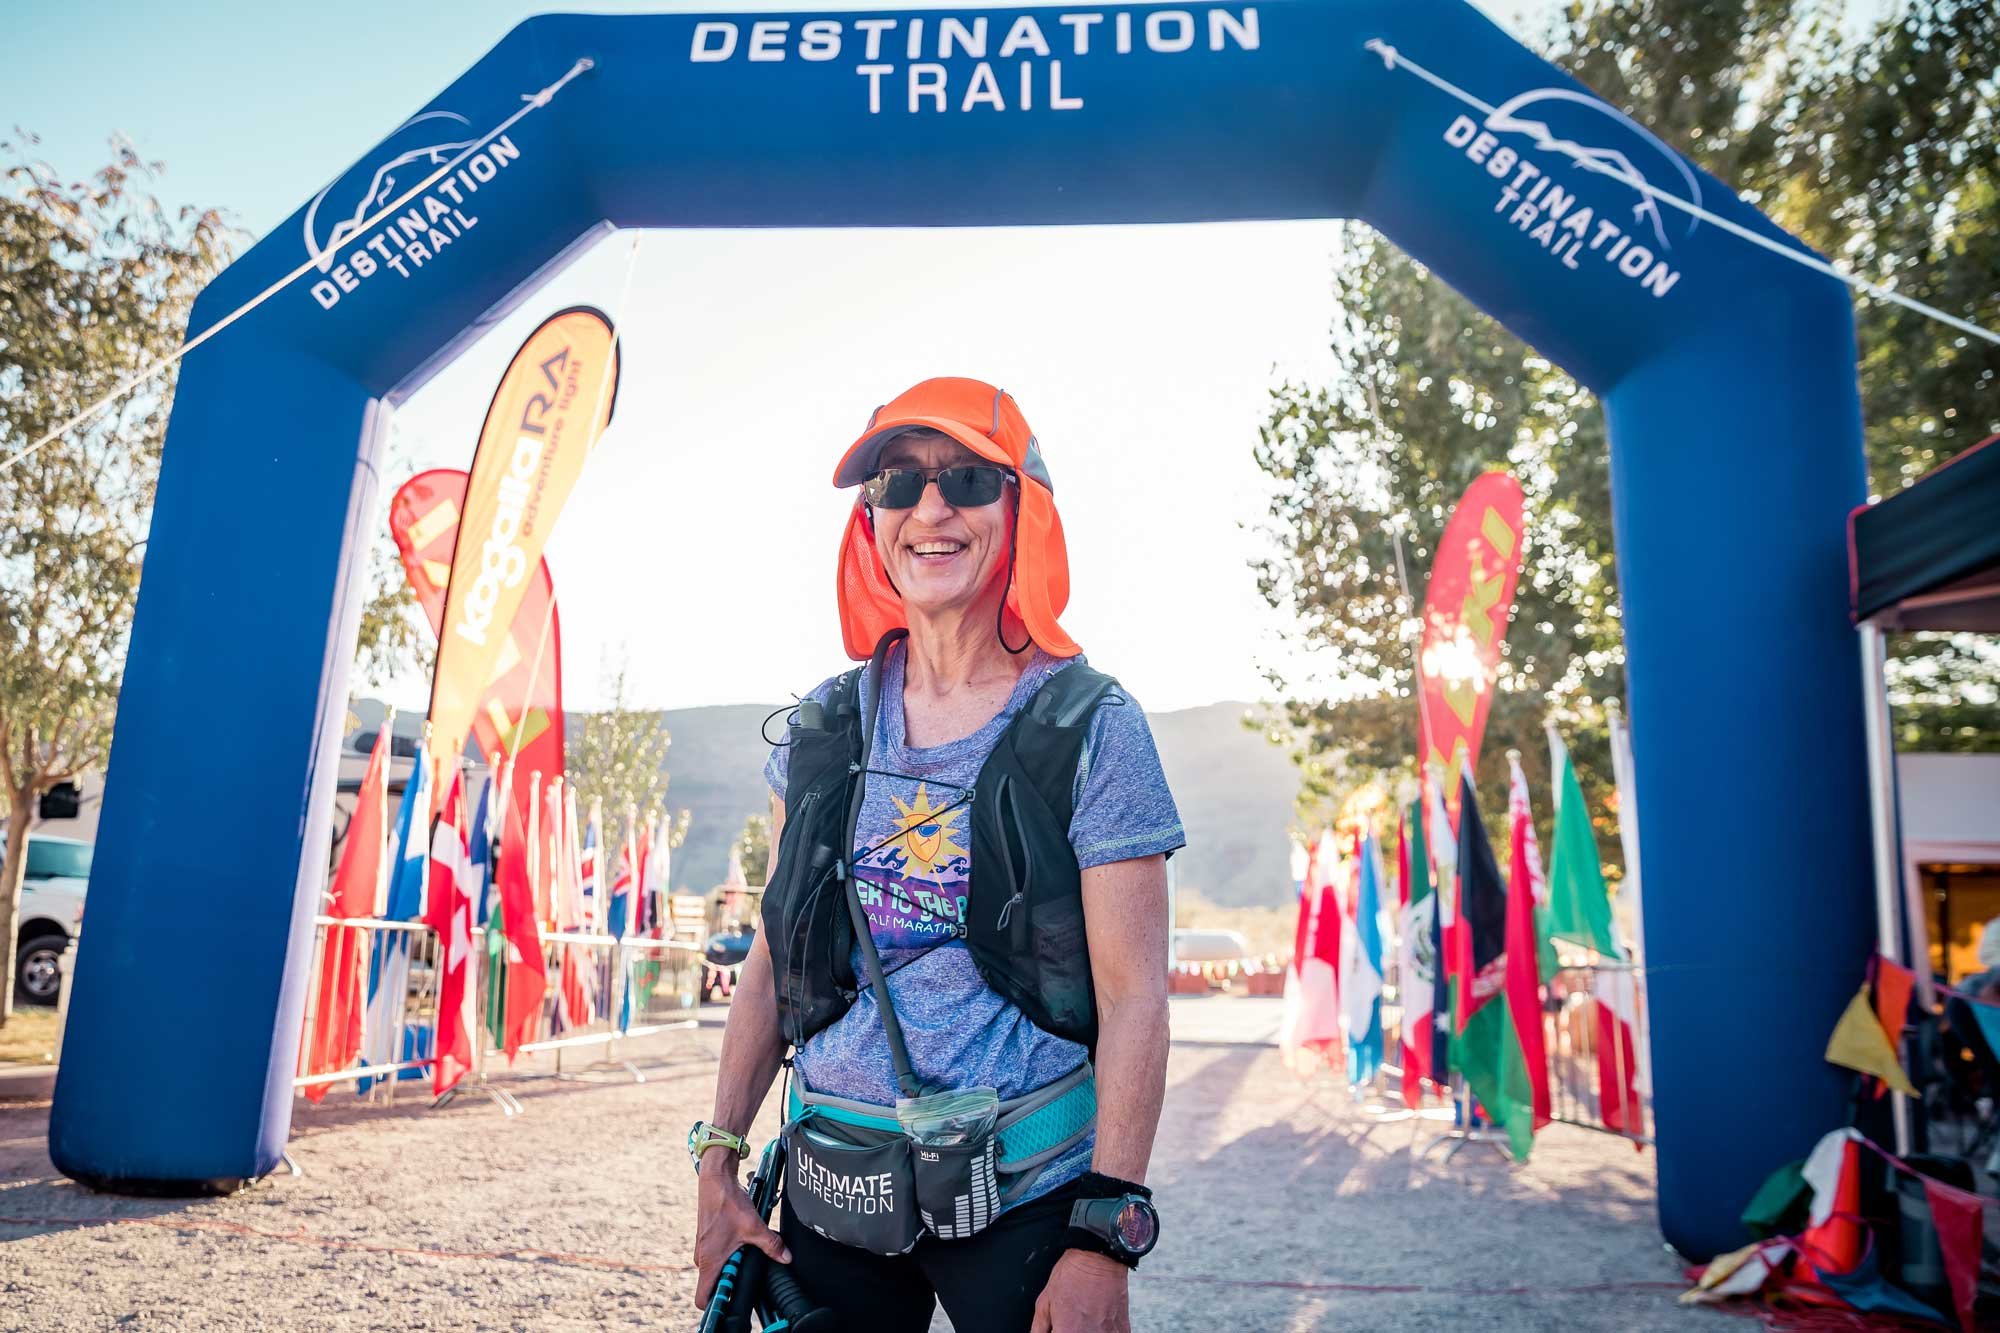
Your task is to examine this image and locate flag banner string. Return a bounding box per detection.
[1363,39,2000,348]
[0,56,598,479]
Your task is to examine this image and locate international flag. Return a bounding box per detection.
[468,774,495,926]
[579,799,602,932]
[303,720,391,1102]
[1505,753,1552,1131]
[1425,773,1458,1082]
[1542,725,1620,957]
[1453,773,1538,1159]
[608,821,636,939]
[526,772,547,928]
[493,759,548,1059]
[1341,828,1385,1085]
[426,771,478,1097]
[1396,799,1437,1108]
[635,814,656,933]
[643,813,670,926]
[359,735,431,1093]
[1280,828,1342,1072]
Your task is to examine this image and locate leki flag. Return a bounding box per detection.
[426,771,478,1097]
[1453,773,1538,1159]
[424,307,618,813]
[359,735,431,1094]
[388,468,566,843]
[1417,471,1526,829]
[303,720,391,1102]
[1505,753,1553,1130]
[1397,799,1438,1108]
[1280,829,1343,1072]
[1341,828,1386,1085]
[493,759,548,1059]
[1543,724,1620,958]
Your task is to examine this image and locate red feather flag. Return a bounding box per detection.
[303,722,390,1101]
[1417,471,1526,830]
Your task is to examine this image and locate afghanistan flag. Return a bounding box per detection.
[1453,773,1538,1160]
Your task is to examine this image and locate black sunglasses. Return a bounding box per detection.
[862,464,1016,510]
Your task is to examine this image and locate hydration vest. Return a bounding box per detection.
[762,634,1121,1053]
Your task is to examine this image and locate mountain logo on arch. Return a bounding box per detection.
[1481,88,1704,252]
[299,109,524,311]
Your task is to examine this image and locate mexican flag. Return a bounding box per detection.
[1453,773,1539,1160]
[1396,802,1437,1108]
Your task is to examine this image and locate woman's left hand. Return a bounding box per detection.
[1031,1250,1131,1332]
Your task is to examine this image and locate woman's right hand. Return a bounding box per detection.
[692,1155,792,1307]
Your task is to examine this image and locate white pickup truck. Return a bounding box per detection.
[9,835,89,1005]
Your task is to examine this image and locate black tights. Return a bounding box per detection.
[777,1182,1079,1333]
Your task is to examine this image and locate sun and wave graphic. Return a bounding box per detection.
[885,783,967,879]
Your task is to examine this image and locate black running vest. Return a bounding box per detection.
[762,643,1121,1053]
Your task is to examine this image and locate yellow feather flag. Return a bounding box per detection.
[1825,984,1916,1096]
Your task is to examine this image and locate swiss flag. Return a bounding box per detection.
[427,772,478,1097]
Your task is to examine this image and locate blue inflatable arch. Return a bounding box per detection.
[52,0,1872,1259]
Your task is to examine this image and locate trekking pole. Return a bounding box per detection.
[698,1139,781,1333]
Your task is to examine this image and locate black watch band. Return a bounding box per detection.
[1063,1176,1158,1269]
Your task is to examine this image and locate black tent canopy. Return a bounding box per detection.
[1850,433,2000,631]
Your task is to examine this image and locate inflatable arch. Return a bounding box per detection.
[51,0,1873,1259]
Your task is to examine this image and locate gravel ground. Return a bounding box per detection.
[0,998,1719,1332]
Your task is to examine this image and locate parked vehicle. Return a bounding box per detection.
[8,835,90,1005]
[703,922,755,1002]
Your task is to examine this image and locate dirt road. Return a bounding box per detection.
[0,998,1712,1331]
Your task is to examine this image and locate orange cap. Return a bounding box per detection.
[832,377,1077,661]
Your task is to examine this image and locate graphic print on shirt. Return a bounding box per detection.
[855,780,970,949]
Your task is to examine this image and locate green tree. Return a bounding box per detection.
[565,657,690,854]
[1255,0,1999,858]
[734,813,772,886]
[0,137,230,1020]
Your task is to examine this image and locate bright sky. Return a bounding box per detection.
[16,0,1559,712]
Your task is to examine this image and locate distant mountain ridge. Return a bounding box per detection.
[658,698,1300,908]
[351,695,1304,909]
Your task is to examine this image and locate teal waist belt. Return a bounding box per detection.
[785,1063,1097,1177]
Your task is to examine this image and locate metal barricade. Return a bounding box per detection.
[292,916,712,1105]
[1543,962,1651,1145]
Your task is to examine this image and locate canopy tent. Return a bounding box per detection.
[1850,434,2000,631]
[1849,431,2000,1155]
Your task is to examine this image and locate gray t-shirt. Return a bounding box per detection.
[764,642,1184,1208]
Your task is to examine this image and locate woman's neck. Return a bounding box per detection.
[900,600,1029,700]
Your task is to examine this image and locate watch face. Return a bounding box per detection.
[1113,1199,1158,1255]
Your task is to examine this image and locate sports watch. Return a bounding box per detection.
[686,1120,749,1175]
[1064,1176,1159,1269]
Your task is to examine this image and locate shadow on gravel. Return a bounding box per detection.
[0,1100,210,1246]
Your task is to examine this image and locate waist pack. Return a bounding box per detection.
[781,1064,1097,1255]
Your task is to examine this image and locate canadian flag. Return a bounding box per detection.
[426,771,479,1098]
